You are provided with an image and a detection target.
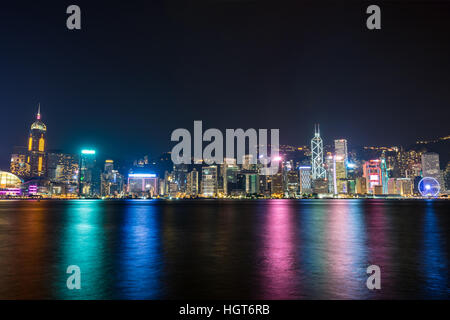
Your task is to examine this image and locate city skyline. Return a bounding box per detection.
[2,107,448,199]
[2,104,449,171]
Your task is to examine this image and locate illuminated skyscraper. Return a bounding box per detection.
[79,149,100,197]
[242,154,256,170]
[363,159,388,194]
[10,146,30,178]
[101,160,124,197]
[335,156,347,194]
[311,124,326,180]
[285,170,299,197]
[187,168,199,197]
[325,155,335,193]
[201,166,218,197]
[104,159,114,173]
[222,158,239,195]
[244,171,259,195]
[27,105,47,177]
[47,151,79,184]
[334,139,348,161]
[46,151,79,196]
[299,166,312,194]
[270,172,283,196]
[421,152,444,190]
[127,173,158,197]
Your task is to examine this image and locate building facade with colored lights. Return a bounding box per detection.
[0,171,23,196]
[127,173,158,197]
[363,159,388,194]
[27,105,47,177]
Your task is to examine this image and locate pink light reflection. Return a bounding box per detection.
[260,200,298,299]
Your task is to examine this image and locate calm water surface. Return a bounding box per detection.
[0,199,448,299]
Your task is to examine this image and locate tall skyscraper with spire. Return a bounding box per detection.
[27,104,47,177]
[311,124,326,180]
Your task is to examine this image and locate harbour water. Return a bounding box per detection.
[0,199,448,299]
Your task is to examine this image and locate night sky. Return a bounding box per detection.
[1,1,449,169]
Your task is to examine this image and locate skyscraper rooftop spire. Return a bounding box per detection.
[37,103,41,120]
[314,123,320,137]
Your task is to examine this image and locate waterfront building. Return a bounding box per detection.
[173,163,189,194]
[363,159,388,194]
[281,161,298,197]
[163,171,179,197]
[46,151,79,197]
[127,173,158,197]
[373,185,383,196]
[312,178,328,194]
[421,152,445,191]
[201,166,218,197]
[10,146,30,178]
[325,155,335,193]
[186,169,199,197]
[285,169,299,197]
[388,178,398,195]
[299,166,312,194]
[387,178,413,196]
[231,173,246,197]
[242,171,259,195]
[79,149,101,197]
[0,171,23,196]
[222,158,239,195]
[101,160,124,197]
[355,177,367,194]
[21,176,50,196]
[258,173,270,197]
[47,151,79,184]
[159,179,165,196]
[335,155,347,194]
[270,172,283,197]
[347,179,356,194]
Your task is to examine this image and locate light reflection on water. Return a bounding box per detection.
[116,201,162,299]
[260,200,298,299]
[326,200,367,299]
[422,201,449,298]
[56,200,108,299]
[0,199,448,299]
